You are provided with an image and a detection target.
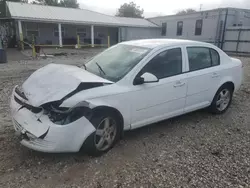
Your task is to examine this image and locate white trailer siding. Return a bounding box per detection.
[148,8,250,45]
[120,27,161,41]
[223,27,250,53]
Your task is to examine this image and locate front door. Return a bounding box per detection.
[130,47,187,129]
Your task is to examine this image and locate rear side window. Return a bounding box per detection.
[187,47,220,71]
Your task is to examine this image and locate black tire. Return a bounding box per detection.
[84,111,122,156]
[209,84,233,114]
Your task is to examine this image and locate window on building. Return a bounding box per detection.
[139,48,182,79]
[0,38,2,49]
[26,23,39,37]
[187,47,220,71]
[176,21,183,36]
[54,27,65,37]
[97,32,105,38]
[195,19,203,35]
[161,22,167,36]
[76,28,87,37]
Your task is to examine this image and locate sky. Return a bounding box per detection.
[79,0,250,17]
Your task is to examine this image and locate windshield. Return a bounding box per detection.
[85,44,151,82]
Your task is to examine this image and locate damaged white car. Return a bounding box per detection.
[10,39,243,155]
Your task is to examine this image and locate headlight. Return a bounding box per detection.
[46,104,92,125]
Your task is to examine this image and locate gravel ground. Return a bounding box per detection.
[0,50,249,188]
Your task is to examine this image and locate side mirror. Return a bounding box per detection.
[134,72,159,85]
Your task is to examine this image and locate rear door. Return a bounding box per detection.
[184,46,221,112]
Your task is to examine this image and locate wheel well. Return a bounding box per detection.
[92,106,124,136]
[221,81,235,92]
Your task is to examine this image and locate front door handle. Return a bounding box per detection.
[174,81,185,87]
[212,72,220,78]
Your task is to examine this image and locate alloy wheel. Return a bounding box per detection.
[216,89,231,111]
[94,117,117,151]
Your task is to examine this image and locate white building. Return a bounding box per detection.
[148,8,250,49]
[0,1,160,47]
[1,1,250,53]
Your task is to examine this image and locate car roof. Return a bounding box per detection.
[121,39,213,49]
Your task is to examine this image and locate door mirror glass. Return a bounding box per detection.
[141,72,159,83]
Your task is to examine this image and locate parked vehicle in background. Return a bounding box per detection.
[10,39,243,155]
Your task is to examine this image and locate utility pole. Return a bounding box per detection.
[200,4,203,11]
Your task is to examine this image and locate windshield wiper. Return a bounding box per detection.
[95,62,106,75]
[82,64,87,70]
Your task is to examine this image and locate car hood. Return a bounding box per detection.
[22,64,113,106]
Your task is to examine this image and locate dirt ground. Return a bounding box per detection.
[0,49,249,188]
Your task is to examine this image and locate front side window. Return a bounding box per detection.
[195,20,203,35]
[187,47,220,71]
[177,21,183,36]
[139,48,182,79]
[161,22,167,36]
[85,44,151,82]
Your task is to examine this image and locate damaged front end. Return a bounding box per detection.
[42,101,93,125]
[11,86,97,153]
[10,64,116,152]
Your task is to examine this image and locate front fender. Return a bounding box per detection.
[60,97,131,131]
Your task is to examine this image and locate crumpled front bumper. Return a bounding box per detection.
[10,86,96,153]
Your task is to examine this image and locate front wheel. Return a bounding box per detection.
[209,85,233,114]
[84,112,121,156]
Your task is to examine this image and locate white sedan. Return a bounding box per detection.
[10,39,243,155]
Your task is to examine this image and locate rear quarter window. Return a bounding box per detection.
[210,49,220,66]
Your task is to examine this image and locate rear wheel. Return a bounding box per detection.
[209,85,233,114]
[84,112,121,156]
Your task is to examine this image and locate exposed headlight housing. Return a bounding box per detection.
[43,103,92,125]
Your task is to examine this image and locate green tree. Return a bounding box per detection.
[6,0,28,2]
[176,8,196,15]
[116,2,144,18]
[32,0,79,8]
[59,0,79,8]
[32,0,59,6]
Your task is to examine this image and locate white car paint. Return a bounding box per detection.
[22,63,113,107]
[10,39,243,153]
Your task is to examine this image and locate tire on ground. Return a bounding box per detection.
[83,110,122,156]
[209,83,234,114]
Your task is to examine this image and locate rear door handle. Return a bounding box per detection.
[212,72,220,78]
[174,81,185,87]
